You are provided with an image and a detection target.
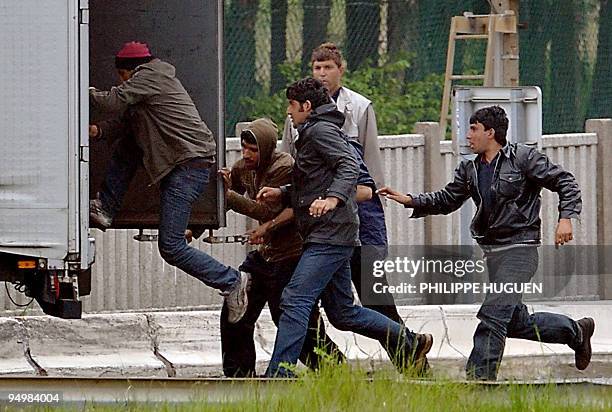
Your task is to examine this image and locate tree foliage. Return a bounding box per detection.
[240,57,444,136]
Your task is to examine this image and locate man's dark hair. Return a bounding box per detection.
[240,129,258,146]
[286,77,331,110]
[469,105,509,146]
[115,56,155,71]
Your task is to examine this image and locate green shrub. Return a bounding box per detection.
[240,58,444,136]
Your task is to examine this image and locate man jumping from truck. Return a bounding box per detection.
[378,105,595,380]
[88,41,249,324]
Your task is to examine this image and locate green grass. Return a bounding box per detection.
[7,362,611,412]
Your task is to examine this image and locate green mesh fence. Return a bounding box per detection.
[224,0,611,136]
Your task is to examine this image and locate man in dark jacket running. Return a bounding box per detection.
[88,41,249,323]
[258,78,433,377]
[378,105,595,380]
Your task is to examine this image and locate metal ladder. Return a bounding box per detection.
[439,11,518,138]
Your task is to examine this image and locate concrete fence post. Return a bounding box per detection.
[413,122,445,246]
[585,118,612,300]
[414,122,450,305]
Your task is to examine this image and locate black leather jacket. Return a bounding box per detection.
[281,103,360,246]
[409,143,582,245]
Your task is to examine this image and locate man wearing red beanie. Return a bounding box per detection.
[89,41,249,323]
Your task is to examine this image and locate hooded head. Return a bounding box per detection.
[240,118,278,171]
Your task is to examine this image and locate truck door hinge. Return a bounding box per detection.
[80,146,89,162]
[133,229,158,242]
[79,0,89,24]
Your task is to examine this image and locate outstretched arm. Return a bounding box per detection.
[377,187,412,206]
[90,70,160,114]
[378,162,471,217]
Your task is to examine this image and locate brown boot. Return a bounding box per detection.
[412,333,433,375]
[574,317,595,370]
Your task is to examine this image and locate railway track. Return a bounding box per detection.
[0,376,609,405]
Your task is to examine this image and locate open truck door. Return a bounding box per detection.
[88,0,226,231]
[0,0,225,318]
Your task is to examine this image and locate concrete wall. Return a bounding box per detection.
[0,123,607,314]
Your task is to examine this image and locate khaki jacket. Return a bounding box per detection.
[227,118,303,262]
[90,58,216,184]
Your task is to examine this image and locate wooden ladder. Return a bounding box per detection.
[439,11,518,137]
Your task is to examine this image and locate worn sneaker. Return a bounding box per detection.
[412,333,434,373]
[223,271,250,324]
[89,198,113,230]
[575,317,595,370]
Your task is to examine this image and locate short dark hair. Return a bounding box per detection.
[115,56,155,71]
[469,105,509,146]
[286,77,331,110]
[240,129,257,146]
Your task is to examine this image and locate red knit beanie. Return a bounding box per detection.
[116,41,152,58]
[115,42,154,71]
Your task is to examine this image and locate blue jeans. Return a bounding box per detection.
[99,137,239,292]
[221,251,343,377]
[351,245,402,324]
[265,243,414,377]
[466,246,581,380]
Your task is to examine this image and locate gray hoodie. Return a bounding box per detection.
[283,103,360,247]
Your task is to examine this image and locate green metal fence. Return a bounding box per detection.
[224,0,611,136]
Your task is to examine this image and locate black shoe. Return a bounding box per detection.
[575,317,595,370]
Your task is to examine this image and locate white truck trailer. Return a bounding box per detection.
[0,0,225,318]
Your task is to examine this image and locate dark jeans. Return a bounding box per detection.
[266,243,415,377]
[351,245,402,324]
[220,251,343,377]
[99,137,239,292]
[466,246,581,380]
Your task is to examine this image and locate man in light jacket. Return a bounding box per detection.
[280,42,384,190]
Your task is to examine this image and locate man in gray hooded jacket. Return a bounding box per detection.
[89,41,249,323]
